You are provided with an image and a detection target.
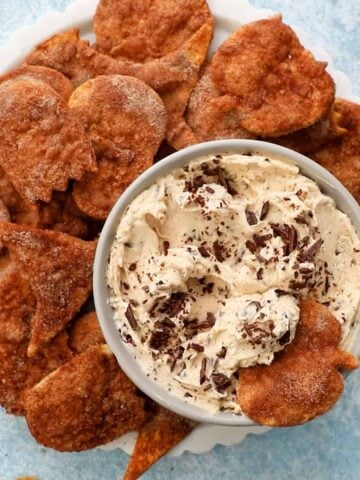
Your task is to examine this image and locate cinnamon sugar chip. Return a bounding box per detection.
[69,311,105,354]
[36,192,102,240]
[310,99,360,203]
[156,18,214,149]
[94,0,213,148]
[0,222,96,356]
[94,0,211,63]
[237,299,359,426]
[188,17,334,140]
[0,78,97,204]
[0,261,72,415]
[70,75,167,220]
[187,64,256,142]
[0,167,39,227]
[24,345,149,451]
[270,101,347,154]
[0,185,100,240]
[24,29,128,88]
[124,406,196,480]
[0,199,10,223]
[24,28,201,92]
[0,65,73,101]
[25,21,213,150]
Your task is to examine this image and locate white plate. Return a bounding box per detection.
[0,0,358,458]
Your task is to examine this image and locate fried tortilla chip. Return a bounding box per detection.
[187,64,256,142]
[25,24,213,149]
[200,17,335,138]
[69,311,104,354]
[25,29,139,88]
[70,75,167,219]
[237,299,359,426]
[0,199,10,252]
[94,0,211,62]
[0,79,97,204]
[0,222,96,356]
[0,167,39,227]
[0,199,10,222]
[0,65,73,101]
[270,101,347,154]
[0,261,72,414]
[157,19,213,149]
[0,179,98,239]
[36,192,101,240]
[124,406,196,480]
[0,167,24,214]
[24,345,149,451]
[311,99,360,202]
[25,29,204,93]
[93,0,213,149]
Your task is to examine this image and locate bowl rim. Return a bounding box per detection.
[93,139,360,427]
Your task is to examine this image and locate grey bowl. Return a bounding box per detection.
[93,139,360,427]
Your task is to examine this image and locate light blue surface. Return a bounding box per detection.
[0,1,359,479]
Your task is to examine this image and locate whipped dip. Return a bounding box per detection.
[107,153,360,414]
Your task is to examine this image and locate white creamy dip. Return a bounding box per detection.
[107,153,360,414]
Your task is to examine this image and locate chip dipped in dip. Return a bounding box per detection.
[107,153,360,414]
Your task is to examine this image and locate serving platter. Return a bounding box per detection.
[0,0,358,459]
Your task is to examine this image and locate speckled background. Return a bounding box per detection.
[0,1,359,479]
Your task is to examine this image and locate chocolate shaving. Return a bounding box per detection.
[216,167,237,196]
[163,241,170,255]
[149,329,170,350]
[199,358,207,385]
[270,223,291,242]
[183,318,199,337]
[294,214,308,225]
[194,195,205,207]
[125,304,138,330]
[198,246,210,258]
[168,345,185,370]
[213,240,225,262]
[253,233,272,247]
[189,343,204,352]
[298,267,311,274]
[289,280,308,290]
[123,334,135,345]
[288,226,298,253]
[324,275,330,294]
[129,262,137,271]
[217,346,227,359]
[245,240,257,254]
[260,201,270,221]
[297,238,323,262]
[211,373,232,393]
[256,268,264,280]
[245,209,258,226]
[149,295,166,317]
[184,175,207,193]
[154,318,176,329]
[200,163,217,176]
[197,312,216,330]
[163,292,187,317]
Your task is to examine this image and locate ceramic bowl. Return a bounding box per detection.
[94,139,360,426]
